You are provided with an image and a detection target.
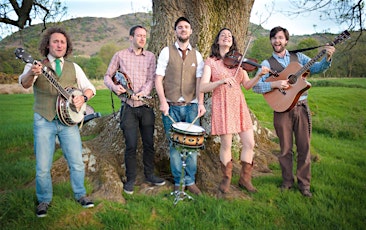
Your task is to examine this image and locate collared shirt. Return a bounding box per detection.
[252,50,331,100]
[19,54,96,96]
[104,47,156,107]
[156,41,204,103]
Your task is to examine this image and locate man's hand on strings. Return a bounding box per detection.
[112,84,126,95]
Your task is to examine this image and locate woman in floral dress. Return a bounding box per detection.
[200,28,270,193]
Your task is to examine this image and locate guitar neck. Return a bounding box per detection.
[36,61,70,99]
[294,49,327,78]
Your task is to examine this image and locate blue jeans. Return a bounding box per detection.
[33,113,86,203]
[162,104,199,186]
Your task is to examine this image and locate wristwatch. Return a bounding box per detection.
[83,95,88,102]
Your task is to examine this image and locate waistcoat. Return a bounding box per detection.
[267,52,299,72]
[33,60,77,121]
[163,45,197,102]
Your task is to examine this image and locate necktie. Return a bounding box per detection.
[55,58,62,76]
[179,48,187,60]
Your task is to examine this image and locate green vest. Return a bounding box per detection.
[33,60,77,121]
[163,45,197,102]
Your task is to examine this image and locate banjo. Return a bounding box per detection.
[15,48,86,126]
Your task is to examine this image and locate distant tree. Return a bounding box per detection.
[0,0,67,34]
[85,56,107,80]
[296,37,319,58]
[248,37,273,63]
[98,43,121,66]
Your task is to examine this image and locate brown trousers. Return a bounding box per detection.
[274,100,312,190]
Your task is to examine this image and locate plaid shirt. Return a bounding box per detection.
[104,47,156,107]
[252,50,331,100]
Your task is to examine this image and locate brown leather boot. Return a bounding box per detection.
[219,160,233,193]
[238,161,257,193]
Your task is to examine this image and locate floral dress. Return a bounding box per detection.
[205,57,253,135]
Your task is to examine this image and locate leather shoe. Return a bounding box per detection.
[186,184,202,195]
[301,189,312,197]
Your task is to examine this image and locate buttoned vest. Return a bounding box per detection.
[163,45,197,102]
[33,60,77,121]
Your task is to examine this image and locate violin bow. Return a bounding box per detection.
[234,36,253,77]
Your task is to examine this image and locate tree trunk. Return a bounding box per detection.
[149,0,255,57]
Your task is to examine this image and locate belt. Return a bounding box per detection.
[168,101,192,106]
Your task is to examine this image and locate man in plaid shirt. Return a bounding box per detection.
[104,25,165,195]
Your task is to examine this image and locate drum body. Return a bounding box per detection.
[170,122,205,149]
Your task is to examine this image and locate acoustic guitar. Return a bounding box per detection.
[15,48,86,126]
[264,30,350,112]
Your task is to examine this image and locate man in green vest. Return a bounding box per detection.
[155,17,206,195]
[19,27,96,217]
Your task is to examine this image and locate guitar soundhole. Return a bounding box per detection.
[288,75,297,84]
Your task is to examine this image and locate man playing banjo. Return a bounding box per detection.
[19,27,96,217]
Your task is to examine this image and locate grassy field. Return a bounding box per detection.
[0,78,365,229]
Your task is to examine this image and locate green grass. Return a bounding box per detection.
[1,78,366,229]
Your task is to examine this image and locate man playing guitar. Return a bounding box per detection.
[252,26,335,198]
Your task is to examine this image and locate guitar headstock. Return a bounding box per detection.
[14,48,34,64]
[331,30,351,46]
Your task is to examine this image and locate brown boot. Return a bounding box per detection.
[238,161,257,193]
[219,160,233,193]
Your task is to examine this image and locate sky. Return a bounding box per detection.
[1,0,345,38]
[62,0,345,36]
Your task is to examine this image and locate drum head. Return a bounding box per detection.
[171,122,205,135]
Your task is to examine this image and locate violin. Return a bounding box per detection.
[224,50,278,76]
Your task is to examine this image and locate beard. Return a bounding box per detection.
[272,43,286,54]
[178,36,189,43]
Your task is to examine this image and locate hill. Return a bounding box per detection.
[0,12,152,56]
[1,13,364,80]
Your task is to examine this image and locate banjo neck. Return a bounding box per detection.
[37,60,71,100]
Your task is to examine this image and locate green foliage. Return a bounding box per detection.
[85,56,107,80]
[98,43,121,65]
[248,36,272,63]
[297,37,319,58]
[0,47,26,74]
[0,79,365,229]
